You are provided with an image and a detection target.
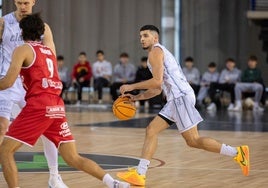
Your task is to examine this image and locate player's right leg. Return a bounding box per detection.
[117,115,169,186]
[0,137,23,187]
[58,142,130,188]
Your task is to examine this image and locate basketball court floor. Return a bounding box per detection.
[0,104,267,188]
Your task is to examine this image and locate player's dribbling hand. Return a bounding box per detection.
[120,93,135,102]
[119,84,133,95]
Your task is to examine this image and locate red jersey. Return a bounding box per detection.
[20,41,62,101]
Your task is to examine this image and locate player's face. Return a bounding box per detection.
[14,0,35,18]
[140,30,158,50]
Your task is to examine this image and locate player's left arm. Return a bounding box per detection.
[130,88,162,101]
[120,47,164,94]
[43,23,56,55]
[0,46,26,90]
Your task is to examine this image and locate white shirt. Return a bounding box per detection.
[147,43,194,101]
[92,60,112,79]
[0,12,24,76]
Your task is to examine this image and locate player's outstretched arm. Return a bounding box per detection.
[0,45,29,90]
[43,23,56,55]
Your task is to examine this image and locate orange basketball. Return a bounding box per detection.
[113,97,136,120]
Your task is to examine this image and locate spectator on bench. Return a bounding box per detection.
[110,52,136,101]
[233,55,264,112]
[71,52,92,105]
[134,56,152,108]
[196,62,219,107]
[207,58,241,111]
[182,56,200,95]
[92,50,112,104]
[57,55,70,99]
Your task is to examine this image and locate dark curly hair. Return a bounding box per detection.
[19,13,45,41]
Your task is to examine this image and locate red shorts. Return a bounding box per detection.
[6,94,74,147]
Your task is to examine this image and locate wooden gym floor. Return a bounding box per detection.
[0,104,268,188]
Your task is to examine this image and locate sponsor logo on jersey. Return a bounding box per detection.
[42,78,63,89]
[60,122,69,130]
[46,105,65,118]
[59,122,71,137]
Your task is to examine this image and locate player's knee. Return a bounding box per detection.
[185,137,199,148]
[62,153,81,168]
[0,121,8,136]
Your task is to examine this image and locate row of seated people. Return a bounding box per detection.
[182,56,266,112]
[57,50,164,107]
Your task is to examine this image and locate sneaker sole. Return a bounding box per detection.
[117,172,145,186]
[242,146,250,176]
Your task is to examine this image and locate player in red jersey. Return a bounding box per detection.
[0,13,129,188]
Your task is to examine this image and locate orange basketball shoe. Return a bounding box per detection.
[117,168,145,186]
[233,145,250,176]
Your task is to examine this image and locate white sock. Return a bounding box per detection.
[103,174,115,188]
[137,159,150,175]
[220,144,237,157]
[49,165,59,176]
[41,136,59,175]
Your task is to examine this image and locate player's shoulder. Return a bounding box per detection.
[149,45,164,60]
[14,43,32,53]
[151,45,164,56]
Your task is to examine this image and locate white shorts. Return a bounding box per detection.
[0,77,26,120]
[159,93,203,133]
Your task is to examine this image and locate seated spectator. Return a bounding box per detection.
[207,58,241,111]
[92,50,112,104]
[71,52,92,105]
[134,56,152,108]
[110,52,136,101]
[57,55,70,99]
[182,57,200,95]
[233,55,264,112]
[196,62,219,107]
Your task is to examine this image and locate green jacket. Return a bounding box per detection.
[241,68,263,83]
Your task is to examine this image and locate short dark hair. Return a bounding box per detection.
[19,13,45,41]
[120,52,129,58]
[96,50,104,55]
[141,56,148,62]
[185,56,194,62]
[57,55,64,61]
[249,55,258,61]
[225,58,235,63]
[79,51,87,56]
[140,25,160,35]
[208,62,216,68]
